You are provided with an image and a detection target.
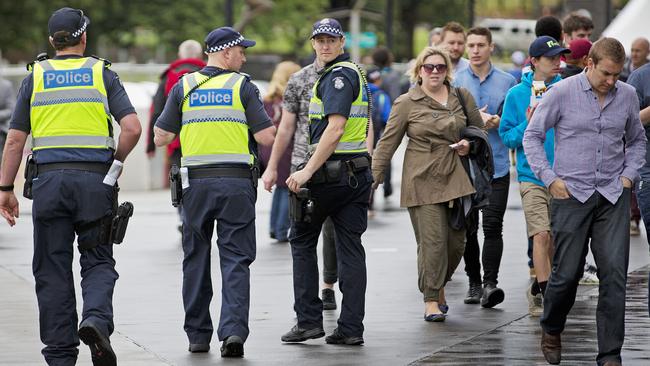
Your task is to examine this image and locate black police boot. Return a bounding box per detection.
[220,336,244,358]
[78,322,117,366]
[188,343,210,353]
[325,327,364,345]
[480,283,505,308]
[321,288,337,310]
[281,325,325,343]
[463,281,483,304]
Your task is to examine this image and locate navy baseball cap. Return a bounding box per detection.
[311,18,344,39]
[529,36,570,58]
[204,27,256,53]
[48,7,90,40]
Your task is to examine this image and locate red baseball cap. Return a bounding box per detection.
[568,39,592,60]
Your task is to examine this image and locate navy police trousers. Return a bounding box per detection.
[290,168,371,338]
[31,169,118,366]
[181,177,256,344]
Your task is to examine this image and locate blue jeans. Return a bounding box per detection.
[270,187,290,241]
[541,190,630,365]
[636,177,650,316]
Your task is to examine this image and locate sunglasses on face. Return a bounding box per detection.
[421,63,448,74]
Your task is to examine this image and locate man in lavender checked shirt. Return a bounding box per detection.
[523,38,646,366]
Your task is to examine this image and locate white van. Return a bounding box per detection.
[476,18,537,55]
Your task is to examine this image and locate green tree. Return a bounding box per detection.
[246,0,329,57]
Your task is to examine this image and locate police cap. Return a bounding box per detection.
[48,7,90,41]
[311,18,344,39]
[205,27,256,53]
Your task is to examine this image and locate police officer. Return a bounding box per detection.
[281,18,372,345]
[153,27,275,357]
[0,7,141,366]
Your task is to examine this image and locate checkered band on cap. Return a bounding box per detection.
[207,35,244,53]
[312,26,343,37]
[71,20,87,38]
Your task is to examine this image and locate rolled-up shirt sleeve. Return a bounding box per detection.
[621,93,647,182]
[523,87,560,187]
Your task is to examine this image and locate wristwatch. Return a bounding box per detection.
[0,184,14,192]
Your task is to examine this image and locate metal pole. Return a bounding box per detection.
[386,0,393,50]
[350,0,367,64]
[468,0,475,27]
[225,0,234,27]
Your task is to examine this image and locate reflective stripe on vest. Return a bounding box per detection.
[308,61,369,154]
[30,57,113,151]
[180,72,253,167]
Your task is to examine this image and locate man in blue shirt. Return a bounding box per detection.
[524,37,645,366]
[453,27,516,308]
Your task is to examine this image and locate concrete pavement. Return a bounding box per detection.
[1,169,649,365]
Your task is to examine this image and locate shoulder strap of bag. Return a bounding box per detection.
[455,87,469,121]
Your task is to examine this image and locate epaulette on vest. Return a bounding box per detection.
[90,55,112,68]
[26,53,50,71]
[238,72,252,82]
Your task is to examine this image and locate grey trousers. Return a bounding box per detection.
[408,203,465,302]
[541,189,630,366]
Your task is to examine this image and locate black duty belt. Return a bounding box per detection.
[37,162,111,175]
[188,166,252,179]
[310,156,370,185]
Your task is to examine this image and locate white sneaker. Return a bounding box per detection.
[579,264,599,285]
[630,220,641,236]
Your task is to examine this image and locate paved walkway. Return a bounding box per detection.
[1,169,649,365]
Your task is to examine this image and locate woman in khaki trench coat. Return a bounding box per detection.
[372,46,484,322]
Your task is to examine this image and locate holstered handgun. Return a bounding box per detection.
[111,202,134,244]
[23,155,36,199]
[169,164,183,207]
[289,188,315,223]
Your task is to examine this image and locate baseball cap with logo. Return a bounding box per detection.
[529,36,570,58]
[204,27,256,53]
[48,7,90,41]
[311,18,344,39]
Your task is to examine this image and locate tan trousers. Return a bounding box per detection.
[408,203,466,302]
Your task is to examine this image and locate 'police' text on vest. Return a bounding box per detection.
[44,69,93,89]
[190,89,233,107]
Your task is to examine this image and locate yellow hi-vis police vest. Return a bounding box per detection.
[308,61,369,154]
[30,57,114,151]
[179,71,254,167]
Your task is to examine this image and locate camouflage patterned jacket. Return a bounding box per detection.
[282,60,323,169]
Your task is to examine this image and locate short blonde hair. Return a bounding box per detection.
[410,46,453,85]
[265,61,301,102]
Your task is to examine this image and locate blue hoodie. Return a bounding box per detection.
[499,72,560,186]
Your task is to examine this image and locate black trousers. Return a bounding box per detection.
[463,174,510,285]
[290,169,371,337]
[541,190,630,366]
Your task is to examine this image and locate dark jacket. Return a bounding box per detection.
[560,64,583,79]
[450,126,493,234]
